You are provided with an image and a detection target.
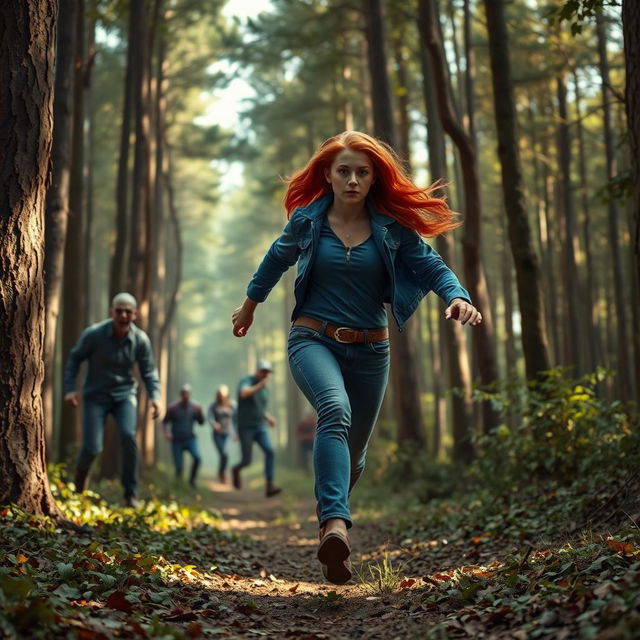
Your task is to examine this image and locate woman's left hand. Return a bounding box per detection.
[445,298,482,326]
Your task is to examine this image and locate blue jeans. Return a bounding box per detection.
[77,394,139,498]
[213,431,230,476]
[233,424,275,482]
[171,436,202,483]
[287,324,390,529]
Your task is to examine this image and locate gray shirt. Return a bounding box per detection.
[63,319,160,402]
[207,402,237,435]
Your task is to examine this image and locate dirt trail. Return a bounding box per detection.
[195,479,439,639]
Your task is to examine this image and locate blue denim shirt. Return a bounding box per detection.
[246,194,471,329]
[64,319,160,402]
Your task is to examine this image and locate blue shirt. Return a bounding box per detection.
[299,218,388,327]
[162,401,205,440]
[247,194,471,329]
[63,319,160,402]
[236,375,268,428]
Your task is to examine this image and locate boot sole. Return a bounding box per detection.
[317,532,352,584]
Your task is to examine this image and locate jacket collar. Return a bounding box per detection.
[298,193,396,227]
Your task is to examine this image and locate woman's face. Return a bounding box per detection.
[324,148,375,207]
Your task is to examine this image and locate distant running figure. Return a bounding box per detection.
[162,384,205,488]
[207,384,237,484]
[230,360,282,498]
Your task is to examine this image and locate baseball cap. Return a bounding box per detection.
[257,359,273,372]
[180,383,192,392]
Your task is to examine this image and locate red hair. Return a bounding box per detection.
[283,131,460,236]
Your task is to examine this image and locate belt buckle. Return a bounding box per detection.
[334,327,355,343]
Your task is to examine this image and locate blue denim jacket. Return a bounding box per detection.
[246,194,471,329]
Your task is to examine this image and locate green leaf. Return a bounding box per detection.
[0,576,34,599]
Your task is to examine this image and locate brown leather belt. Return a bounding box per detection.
[293,316,389,344]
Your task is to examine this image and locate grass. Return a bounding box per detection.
[355,549,406,595]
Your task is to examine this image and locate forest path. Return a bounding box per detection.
[192,477,440,639]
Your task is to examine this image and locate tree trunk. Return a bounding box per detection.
[482,0,551,379]
[420,0,499,434]
[418,7,474,462]
[596,13,634,400]
[83,10,97,325]
[572,70,600,373]
[362,0,396,146]
[424,298,445,457]
[128,0,152,322]
[362,0,425,447]
[0,0,61,517]
[463,0,477,148]
[109,3,135,299]
[43,0,78,459]
[535,91,561,364]
[623,1,640,325]
[59,0,87,464]
[145,0,166,467]
[555,72,583,373]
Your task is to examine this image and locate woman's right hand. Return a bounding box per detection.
[232,298,258,337]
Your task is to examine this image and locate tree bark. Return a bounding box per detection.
[43,0,78,459]
[0,0,61,516]
[482,0,551,379]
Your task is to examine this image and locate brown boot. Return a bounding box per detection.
[73,468,90,493]
[265,481,282,498]
[231,466,241,489]
[317,519,352,585]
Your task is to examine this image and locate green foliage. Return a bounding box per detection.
[546,0,619,34]
[472,368,637,492]
[0,465,234,639]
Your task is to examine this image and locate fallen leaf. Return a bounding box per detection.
[606,539,636,555]
[105,591,133,613]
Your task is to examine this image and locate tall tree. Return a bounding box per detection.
[622,0,640,395]
[43,0,79,457]
[128,0,152,321]
[420,0,499,433]
[109,2,134,299]
[59,0,87,463]
[482,0,551,378]
[362,0,425,447]
[418,2,474,463]
[0,0,61,516]
[555,71,583,372]
[596,12,634,400]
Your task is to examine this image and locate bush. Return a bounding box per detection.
[471,367,638,493]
